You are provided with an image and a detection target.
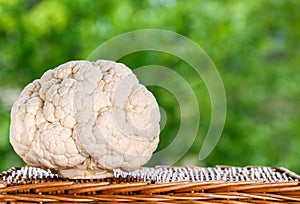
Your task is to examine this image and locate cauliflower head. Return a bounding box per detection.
[10,60,160,172]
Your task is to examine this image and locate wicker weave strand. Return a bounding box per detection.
[114,166,299,183]
[1,166,298,186]
[1,166,300,203]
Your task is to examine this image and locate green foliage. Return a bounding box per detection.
[0,0,300,172]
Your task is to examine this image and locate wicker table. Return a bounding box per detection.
[1,166,300,203]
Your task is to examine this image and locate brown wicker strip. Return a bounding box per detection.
[1,166,300,203]
[35,181,110,193]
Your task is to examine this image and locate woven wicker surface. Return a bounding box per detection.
[1,166,300,203]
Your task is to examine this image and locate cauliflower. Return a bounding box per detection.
[10,60,160,178]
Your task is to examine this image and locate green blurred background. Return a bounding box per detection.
[1,0,300,173]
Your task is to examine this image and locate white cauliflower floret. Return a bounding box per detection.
[10,60,160,178]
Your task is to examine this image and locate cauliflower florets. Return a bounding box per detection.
[10,60,160,176]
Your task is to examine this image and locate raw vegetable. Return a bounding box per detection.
[10,60,160,178]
